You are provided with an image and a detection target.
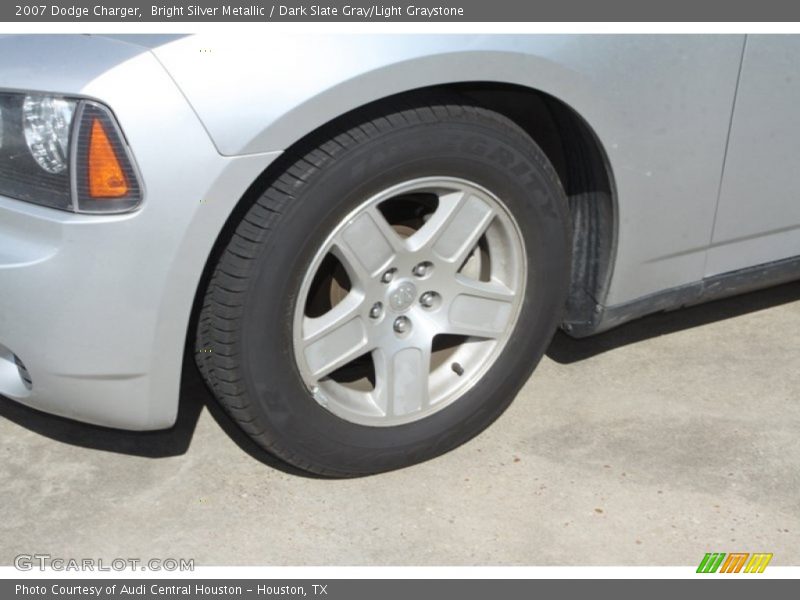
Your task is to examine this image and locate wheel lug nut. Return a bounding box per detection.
[420,291,438,308]
[369,302,383,319]
[393,316,411,335]
[412,262,432,277]
[381,268,396,283]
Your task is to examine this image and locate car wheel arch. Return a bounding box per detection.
[185,84,618,389]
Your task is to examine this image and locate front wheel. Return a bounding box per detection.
[196,97,571,476]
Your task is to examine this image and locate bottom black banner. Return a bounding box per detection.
[2,579,795,600]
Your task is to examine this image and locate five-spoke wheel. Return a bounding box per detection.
[294,178,526,426]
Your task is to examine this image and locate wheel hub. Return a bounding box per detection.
[387,280,418,312]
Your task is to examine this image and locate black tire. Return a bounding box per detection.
[196,96,571,477]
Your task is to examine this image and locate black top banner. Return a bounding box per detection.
[2,0,800,22]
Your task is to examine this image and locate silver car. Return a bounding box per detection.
[1,34,797,476]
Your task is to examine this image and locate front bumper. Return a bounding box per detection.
[0,197,176,428]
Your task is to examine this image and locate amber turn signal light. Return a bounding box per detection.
[74,101,142,213]
[87,118,129,198]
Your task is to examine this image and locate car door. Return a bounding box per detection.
[706,35,800,276]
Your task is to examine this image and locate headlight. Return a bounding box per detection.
[22,96,75,174]
[0,91,142,213]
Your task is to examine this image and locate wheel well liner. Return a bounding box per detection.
[449,83,616,336]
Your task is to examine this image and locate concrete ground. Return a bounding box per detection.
[1,282,799,566]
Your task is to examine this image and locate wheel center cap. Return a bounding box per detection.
[388,280,417,312]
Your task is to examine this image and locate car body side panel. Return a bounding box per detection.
[148,33,746,307]
[706,35,800,276]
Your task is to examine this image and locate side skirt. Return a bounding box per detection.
[565,254,800,338]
